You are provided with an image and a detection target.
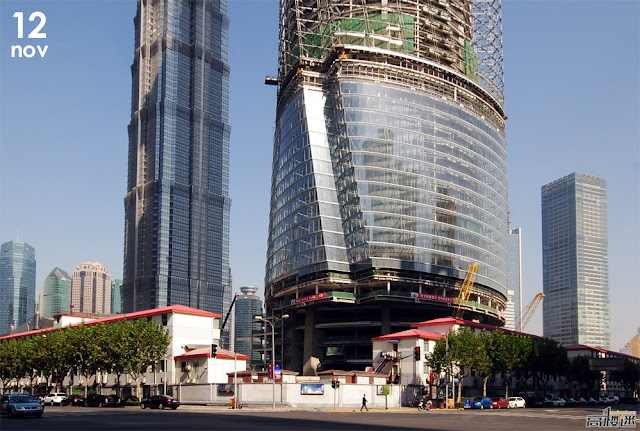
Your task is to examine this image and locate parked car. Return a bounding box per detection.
[605,396,619,405]
[120,395,140,406]
[84,394,119,407]
[491,397,509,409]
[543,396,566,407]
[140,395,180,410]
[597,397,610,406]
[577,397,587,406]
[507,397,526,408]
[0,394,44,418]
[564,397,577,407]
[68,395,85,406]
[43,392,67,406]
[468,396,492,410]
[586,397,599,406]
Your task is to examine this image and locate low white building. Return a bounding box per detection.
[0,305,248,398]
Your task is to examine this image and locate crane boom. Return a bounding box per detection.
[453,263,479,319]
[220,293,238,332]
[515,292,544,332]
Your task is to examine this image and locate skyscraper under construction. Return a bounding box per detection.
[266,0,509,374]
[123,0,232,345]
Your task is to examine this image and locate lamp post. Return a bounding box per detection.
[255,314,289,410]
[435,332,450,409]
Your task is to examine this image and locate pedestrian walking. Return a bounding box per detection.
[361,393,369,411]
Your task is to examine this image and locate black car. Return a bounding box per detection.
[84,394,119,407]
[140,395,180,410]
[68,395,85,406]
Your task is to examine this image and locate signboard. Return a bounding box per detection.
[300,383,324,395]
[292,292,326,305]
[267,363,274,379]
[377,385,390,395]
[410,292,455,303]
[274,364,281,375]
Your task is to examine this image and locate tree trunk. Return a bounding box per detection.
[482,377,488,396]
[457,378,463,403]
[504,381,509,399]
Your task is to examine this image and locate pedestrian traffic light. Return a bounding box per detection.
[414,346,421,361]
[211,344,218,358]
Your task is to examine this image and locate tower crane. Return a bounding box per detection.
[514,292,545,332]
[453,263,479,319]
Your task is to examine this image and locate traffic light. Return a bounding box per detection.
[331,380,340,389]
[414,346,421,361]
[211,344,218,358]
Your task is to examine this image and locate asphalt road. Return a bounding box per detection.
[1,404,638,431]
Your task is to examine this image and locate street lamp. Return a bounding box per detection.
[254,314,289,410]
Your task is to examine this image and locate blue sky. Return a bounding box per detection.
[0,1,637,351]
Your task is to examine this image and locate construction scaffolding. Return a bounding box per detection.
[277,0,504,105]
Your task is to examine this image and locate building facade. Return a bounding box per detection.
[39,267,72,318]
[542,172,610,348]
[111,279,123,315]
[122,0,232,346]
[71,261,112,315]
[624,328,640,359]
[265,0,509,374]
[0,241,36,335]
[234,286,263,369]
[505,228,522,330]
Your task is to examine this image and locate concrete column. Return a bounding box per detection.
[303,308,318,376]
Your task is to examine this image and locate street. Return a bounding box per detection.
[2,404,637,431]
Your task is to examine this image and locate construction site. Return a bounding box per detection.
[264,0,510,375]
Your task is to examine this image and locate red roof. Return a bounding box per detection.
[410,317,543,340]
[174,346,249,361]
[372,329,442,341]
[317,370,351,376]
[0,305,221,340]
[565,344,639,361]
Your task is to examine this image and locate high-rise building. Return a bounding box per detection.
[234,286,263,369]
[542,172,610,348]
[265,0,509,373]
[624,328,640,358]
[0,241,36,335]
[122,0,232,345]
[71,261,112,315]
[39,267,72,318]
[111,279,123,314]
[506,228,523,330]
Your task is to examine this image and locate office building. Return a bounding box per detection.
[39,267,72,318]
[111,279,123,314]
[0,241,36,335]
[122,0,232,345]
[265,0,509,373]
[71,261,112,315]
[624,328,640,358]
[234,286,263,369]
[542,172,610,348]
[506,228,523,330]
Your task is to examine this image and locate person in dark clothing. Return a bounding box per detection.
[361,394,369,411]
